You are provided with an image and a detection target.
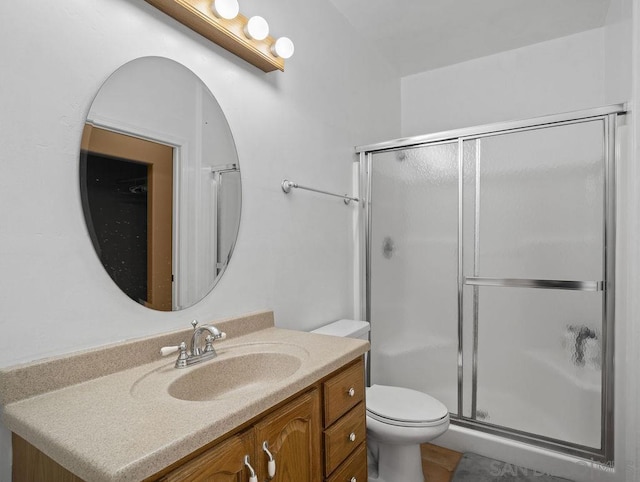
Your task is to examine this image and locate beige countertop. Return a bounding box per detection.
[0,311,369,482]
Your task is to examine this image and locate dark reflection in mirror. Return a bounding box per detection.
[82,155,149,303]
[79,57,241,311]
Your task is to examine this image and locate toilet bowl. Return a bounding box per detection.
[311,320,450,482]
[366,384,449,482]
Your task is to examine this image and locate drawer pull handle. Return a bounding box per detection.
[244,455,258,482]
[348,387,355,397]
[349,432,356,442]
[263,441,276,478]
[350,478,357,482]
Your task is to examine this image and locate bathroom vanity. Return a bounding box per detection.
[1,311,368,482]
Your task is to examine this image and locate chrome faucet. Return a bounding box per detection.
[190,320,225,356]
[160,320,226,368]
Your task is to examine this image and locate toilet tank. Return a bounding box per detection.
[311,319,370,340]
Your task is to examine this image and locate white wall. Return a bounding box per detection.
[605,1,640,479]
[630,0,640,476]
[605,1,633,105]
[401,28,607,136]
[401,0,633,137]
[0,0,400,478]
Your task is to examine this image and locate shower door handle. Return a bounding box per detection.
[464,277,604,292]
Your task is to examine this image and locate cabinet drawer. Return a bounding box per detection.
[326,443,367,482]
[324,402,366,475]
[323,358,365,427]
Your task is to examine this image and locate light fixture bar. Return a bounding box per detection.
[145,0,286,72]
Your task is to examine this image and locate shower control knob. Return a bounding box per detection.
[349,432,356,442]
[347,387,355,397]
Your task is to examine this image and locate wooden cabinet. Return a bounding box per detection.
[161,359,367,482]
[324,402,366,475]
[12,434,84,482]
[160,430,254,482]
[12,357,366,482]
[254,389,322,482]
[160,389,321,482]
[323,360,365,427]
[322,358,367,482]
[326,444,367,482]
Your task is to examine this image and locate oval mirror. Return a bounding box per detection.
[79,57,241,311]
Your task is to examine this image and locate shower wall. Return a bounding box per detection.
[366,110,617,461]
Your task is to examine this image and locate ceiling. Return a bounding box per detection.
[327,0,612,76]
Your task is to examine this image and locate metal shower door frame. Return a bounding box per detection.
[357,104,625,462]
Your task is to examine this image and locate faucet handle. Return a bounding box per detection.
[160,342,189,368]
[160,346,179,357]
[204,335,215,353]
[160,342,186,357]
[203,331,226,353]
[208,325,226,340]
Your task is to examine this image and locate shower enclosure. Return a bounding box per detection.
[357,105,625,462]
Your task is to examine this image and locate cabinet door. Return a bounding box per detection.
[161,430,253,482]
[254,389,322,482]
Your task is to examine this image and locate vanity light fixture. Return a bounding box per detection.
[244,16,269,41]
[272,37,295,59]
[211,0,239,20]
[144,0,293,72]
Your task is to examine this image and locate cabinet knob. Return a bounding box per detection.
[349,432,356,442]
[347,387,355,397]
[350,478,357,482]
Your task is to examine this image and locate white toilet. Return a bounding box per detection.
[312,319,450,482]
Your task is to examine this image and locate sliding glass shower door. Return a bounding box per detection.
[369,142,460,412]
[364,107,619,461]
[461,120,607,450]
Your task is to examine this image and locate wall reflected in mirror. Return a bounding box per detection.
[79,57,241,311]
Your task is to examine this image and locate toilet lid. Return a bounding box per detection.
[366,384,448,426]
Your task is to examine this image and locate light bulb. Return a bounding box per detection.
[211,0,239,20]
[244,16,269,41]
[272,37,294,59]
